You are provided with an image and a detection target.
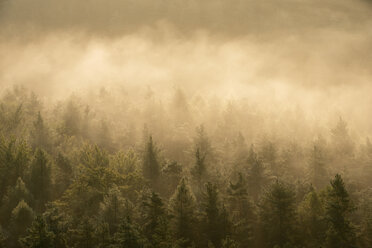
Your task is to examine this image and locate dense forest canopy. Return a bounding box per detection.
[1,0,372,247]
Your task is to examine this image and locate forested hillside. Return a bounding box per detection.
[0,86,371,248]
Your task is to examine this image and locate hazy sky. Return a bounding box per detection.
[1,0,372,131]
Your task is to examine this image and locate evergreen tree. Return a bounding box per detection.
[142,136,160,185]
[54,153,73,197]
[247,145,266,201]
[191,147,206,187]
[0,177,33,226]
[68,217,95,248]
[0,139,30,204]
[221,236,240,248]
[202,182,231,248]
[20,215,55,248]
[169,178,197,247]
[28,149,52,212]
[30,112,50,151]
[100,185,126,234]
[227,173,255,247]
[142,192,170,247]
[325,174,356,248]
[43,203,69,248]
[9,200,34,246]
[308,144,328,189]
[298,188,326,247]
[259,181,297,248]
[112,216,144,248]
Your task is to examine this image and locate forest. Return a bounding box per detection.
[0,86,371,248]
[1,0,372,247]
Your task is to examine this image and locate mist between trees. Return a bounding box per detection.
[0,85,371,248]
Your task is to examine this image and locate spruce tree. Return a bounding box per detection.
[28,149,52,212]
[298,188,326,247]
[112,216,144,248]
[325,174,356,248]
[259,181,297,248]
[142,192,170,247]
[169,178,197,247]
[142,136,160,185]
[227,173,255,247]
[9,200,34,246]
[308,145,328,189]
[20,215,55,248]
[30,112,50,151]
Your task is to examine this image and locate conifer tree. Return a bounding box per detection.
[308,145,328,189]
[30,112,50,151]
[259,181,297,248]
[202,182,231,248]
[100,185,126,234]
[112,216,144,248]
[0,177,33,225]
[9,200,34,246]
[325,174,356,248]
[28,149,52,212]
[20,215,55,248]
[227,173,255,247]
[142,192,170,247]
[191,147,206,187]
[247,145,266,201]
[298,188,326,247]
[169,178,197,247]
[142,136,160,185]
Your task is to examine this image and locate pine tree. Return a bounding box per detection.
[191,147,206,187]
[54,153,73,197]
[221,236,240,248]
[169,178,197,247]
[247,145,266,201]
[100,185,126,234]
[30,112,50,151]
[259,181,297,248]
[43,203,69,248]
[227,173,255,247]
[0,177,33,225]
[142,136,160,185]
[298,188,326,247]
[0,139,30,205]
[202,182,231,248]
[308,145,328,189]
[28,149,52,212]
[112,216,144,248]
[325,174,356,248]
[20,215,55,248]
[142,192,170,247]
[9,200,34,246]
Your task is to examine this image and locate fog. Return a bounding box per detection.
[1,1,372,247]
[1,0,372,137]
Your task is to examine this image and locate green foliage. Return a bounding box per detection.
[0,177,33,226]
[28,149,52,212]
[202,182,231,248]
[169,178,197,247]
[30,112,50,151]
[298,188,326,247]
[10,200,35,245]
[111,216,145,248]
[0,138,31,204]
[227,173,255,247]
[20,215,55,248]
[325,174,356,248]
[259,181,297,248]
[142,192,171,247]
[142,136,160,184]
